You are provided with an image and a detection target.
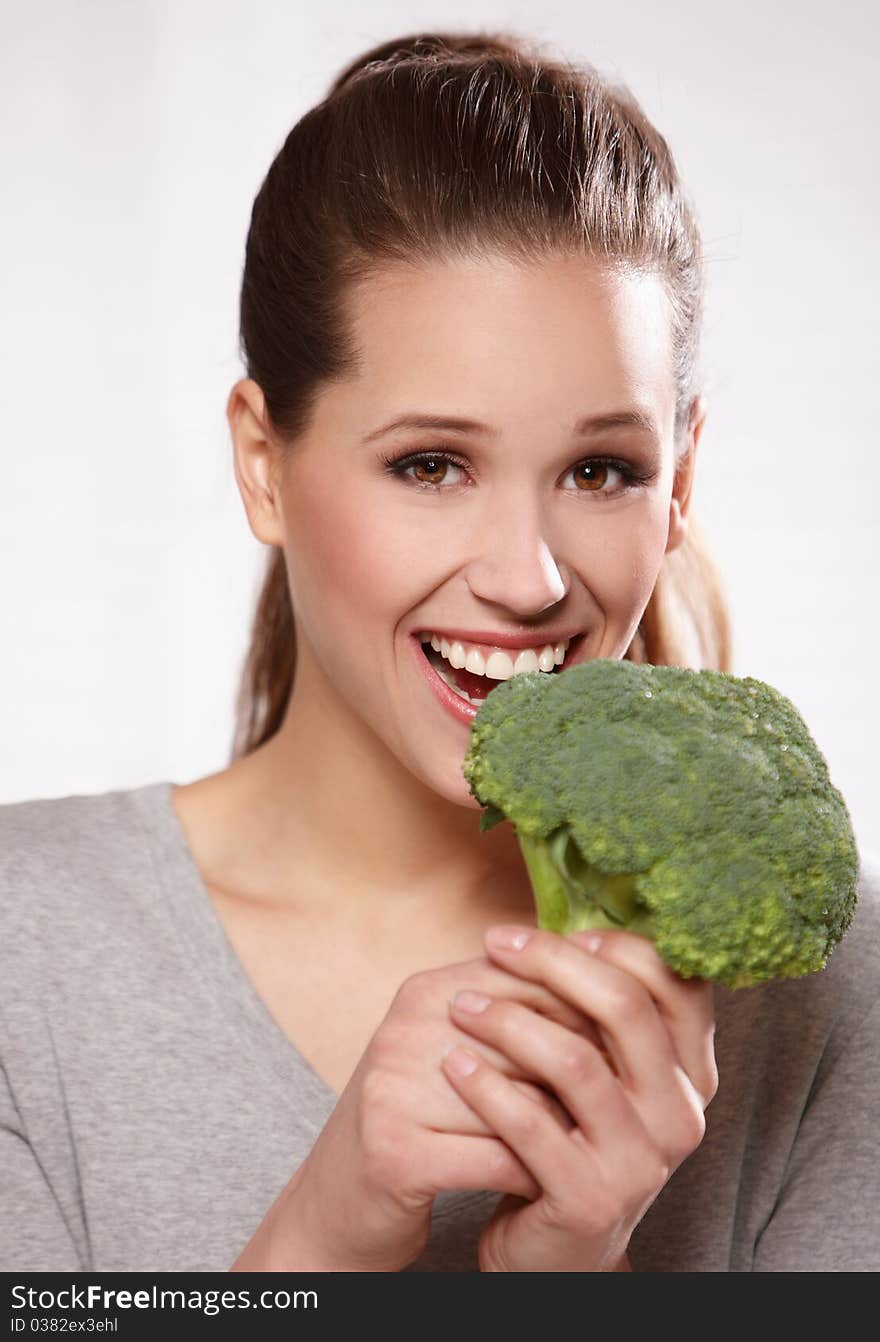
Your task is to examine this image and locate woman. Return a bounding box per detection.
[2,31,877,1274]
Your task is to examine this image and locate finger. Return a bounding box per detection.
[490,974,606,1050]
[483,926,685,1093]
[453,959,601,1039]
[481,927,709,1163]
[440,1044,599,1201]
[417,1130,542,1201]
[448,994,652,1155]
[432,1075,576,1138]
[566,929,717,1106]
[510,1078,577,1130]
[440,1014,595,1111]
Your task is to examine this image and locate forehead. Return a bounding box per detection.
[339,252,674,426]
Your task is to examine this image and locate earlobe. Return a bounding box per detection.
[227,378,286,547]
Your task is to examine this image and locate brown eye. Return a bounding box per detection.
[411,456,449,485]
[383,450,469,489]
[573,461,610,492]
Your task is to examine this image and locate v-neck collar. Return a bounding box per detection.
[132,779,339,1114]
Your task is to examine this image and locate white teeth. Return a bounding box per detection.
[512,649,540,675]
[465,648,486,675]
[419,630,575,681]
[484,650,514,680]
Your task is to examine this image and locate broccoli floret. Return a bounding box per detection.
[461,658,859,989]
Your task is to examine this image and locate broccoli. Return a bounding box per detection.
[461,658,859,989]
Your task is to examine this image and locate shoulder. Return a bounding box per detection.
[851,843,880,960]
[713,843,880,1067]
[823,842,880,1033]
[0,780,172,965]
[0,781,164,888]
[798,842,880,1023]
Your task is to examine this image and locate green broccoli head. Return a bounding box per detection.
[461,658,859,990]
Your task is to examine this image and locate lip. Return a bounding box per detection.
[414,627,584,651]
[410,631,589,727]
[411,632,479,724]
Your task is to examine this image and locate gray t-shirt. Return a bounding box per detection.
[1,780,877,1272]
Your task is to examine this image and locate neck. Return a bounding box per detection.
[192,650,535,925]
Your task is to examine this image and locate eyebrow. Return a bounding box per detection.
[361,409,661,443]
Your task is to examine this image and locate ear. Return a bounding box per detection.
[665,394,707,555]
[227,378,286,547]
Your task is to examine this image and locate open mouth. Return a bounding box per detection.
[419,632,588,705]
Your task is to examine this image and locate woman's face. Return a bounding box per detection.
[232,252,701,809]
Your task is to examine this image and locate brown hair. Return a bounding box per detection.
[229,29,732,762]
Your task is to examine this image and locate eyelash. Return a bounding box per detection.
[379,448,657,499]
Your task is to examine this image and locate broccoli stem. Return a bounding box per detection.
[515,827,654,938]
[515,829,573,932]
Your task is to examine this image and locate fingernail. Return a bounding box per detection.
[569,930,603,954]
[451,990,492,1014]
[485,924,532,951]
[443,1046,479,1077]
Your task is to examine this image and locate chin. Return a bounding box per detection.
[441,773,484,811]
[411,755,484,811]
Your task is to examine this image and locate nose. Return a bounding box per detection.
[464,492,569,617]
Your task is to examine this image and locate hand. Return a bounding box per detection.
[243,953,603,1272]
[442,924,718,1272]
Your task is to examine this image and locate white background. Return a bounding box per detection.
[1,0,877,857]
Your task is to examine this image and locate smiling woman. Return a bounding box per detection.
[2,27,877,1278]
[226,249,697,794]
[228,38,733,768]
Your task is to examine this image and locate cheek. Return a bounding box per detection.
[566,497,670,612]
[281,471,434,631]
